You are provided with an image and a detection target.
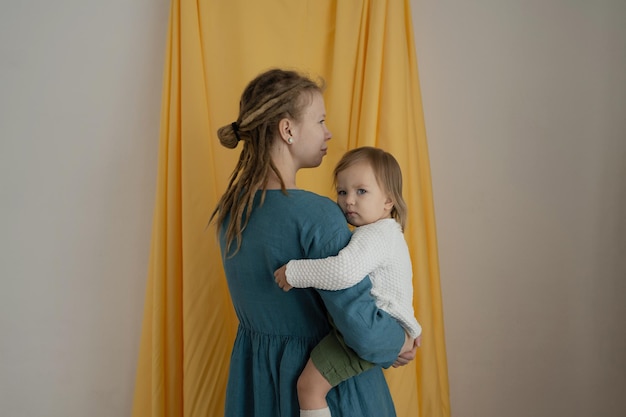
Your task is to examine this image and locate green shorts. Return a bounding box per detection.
[309,327,376,387]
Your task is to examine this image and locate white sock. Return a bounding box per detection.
[300,407,331,417]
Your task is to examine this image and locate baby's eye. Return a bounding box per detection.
[357,189,367,195]
[337,190,346,196]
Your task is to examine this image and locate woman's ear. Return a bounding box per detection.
[278,118,293,141]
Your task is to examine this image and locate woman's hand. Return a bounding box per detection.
[274,265,293,291]
[392,334,422,368]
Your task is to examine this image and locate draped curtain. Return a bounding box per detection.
[131,1,450,416]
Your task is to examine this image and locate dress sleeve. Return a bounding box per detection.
[304,213,405,367]
[317,279,405,367]
[285,226,385,290]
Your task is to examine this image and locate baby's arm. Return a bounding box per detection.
[285,226,385,291]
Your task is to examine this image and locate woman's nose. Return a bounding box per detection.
[324,126,332,141]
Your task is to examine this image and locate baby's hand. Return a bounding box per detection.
[274,264,293,292]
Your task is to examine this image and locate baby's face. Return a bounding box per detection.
[335,161,393,227]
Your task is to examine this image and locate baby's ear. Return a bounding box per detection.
[384,197,394,211]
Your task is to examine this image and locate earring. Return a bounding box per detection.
[287,137,293,144]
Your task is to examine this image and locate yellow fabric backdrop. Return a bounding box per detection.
[132,1,450,416]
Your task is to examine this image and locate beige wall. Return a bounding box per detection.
[411,1,626,416]
[0,2,168,416]
[1,1,624,417]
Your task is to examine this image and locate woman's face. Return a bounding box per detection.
[290,91,332,169]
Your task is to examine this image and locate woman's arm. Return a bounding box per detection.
[304,202,407,367]
[316,278,405,367]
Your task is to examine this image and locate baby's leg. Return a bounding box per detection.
[300,329,374,416]
[297,358,332,411]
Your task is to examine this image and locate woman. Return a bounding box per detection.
[211,68,416,417]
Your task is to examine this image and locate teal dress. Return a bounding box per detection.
[220,190,405,417]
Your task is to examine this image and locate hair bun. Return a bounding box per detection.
[217,124,240,149]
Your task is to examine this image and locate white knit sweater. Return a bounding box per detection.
[286,218,422,338]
